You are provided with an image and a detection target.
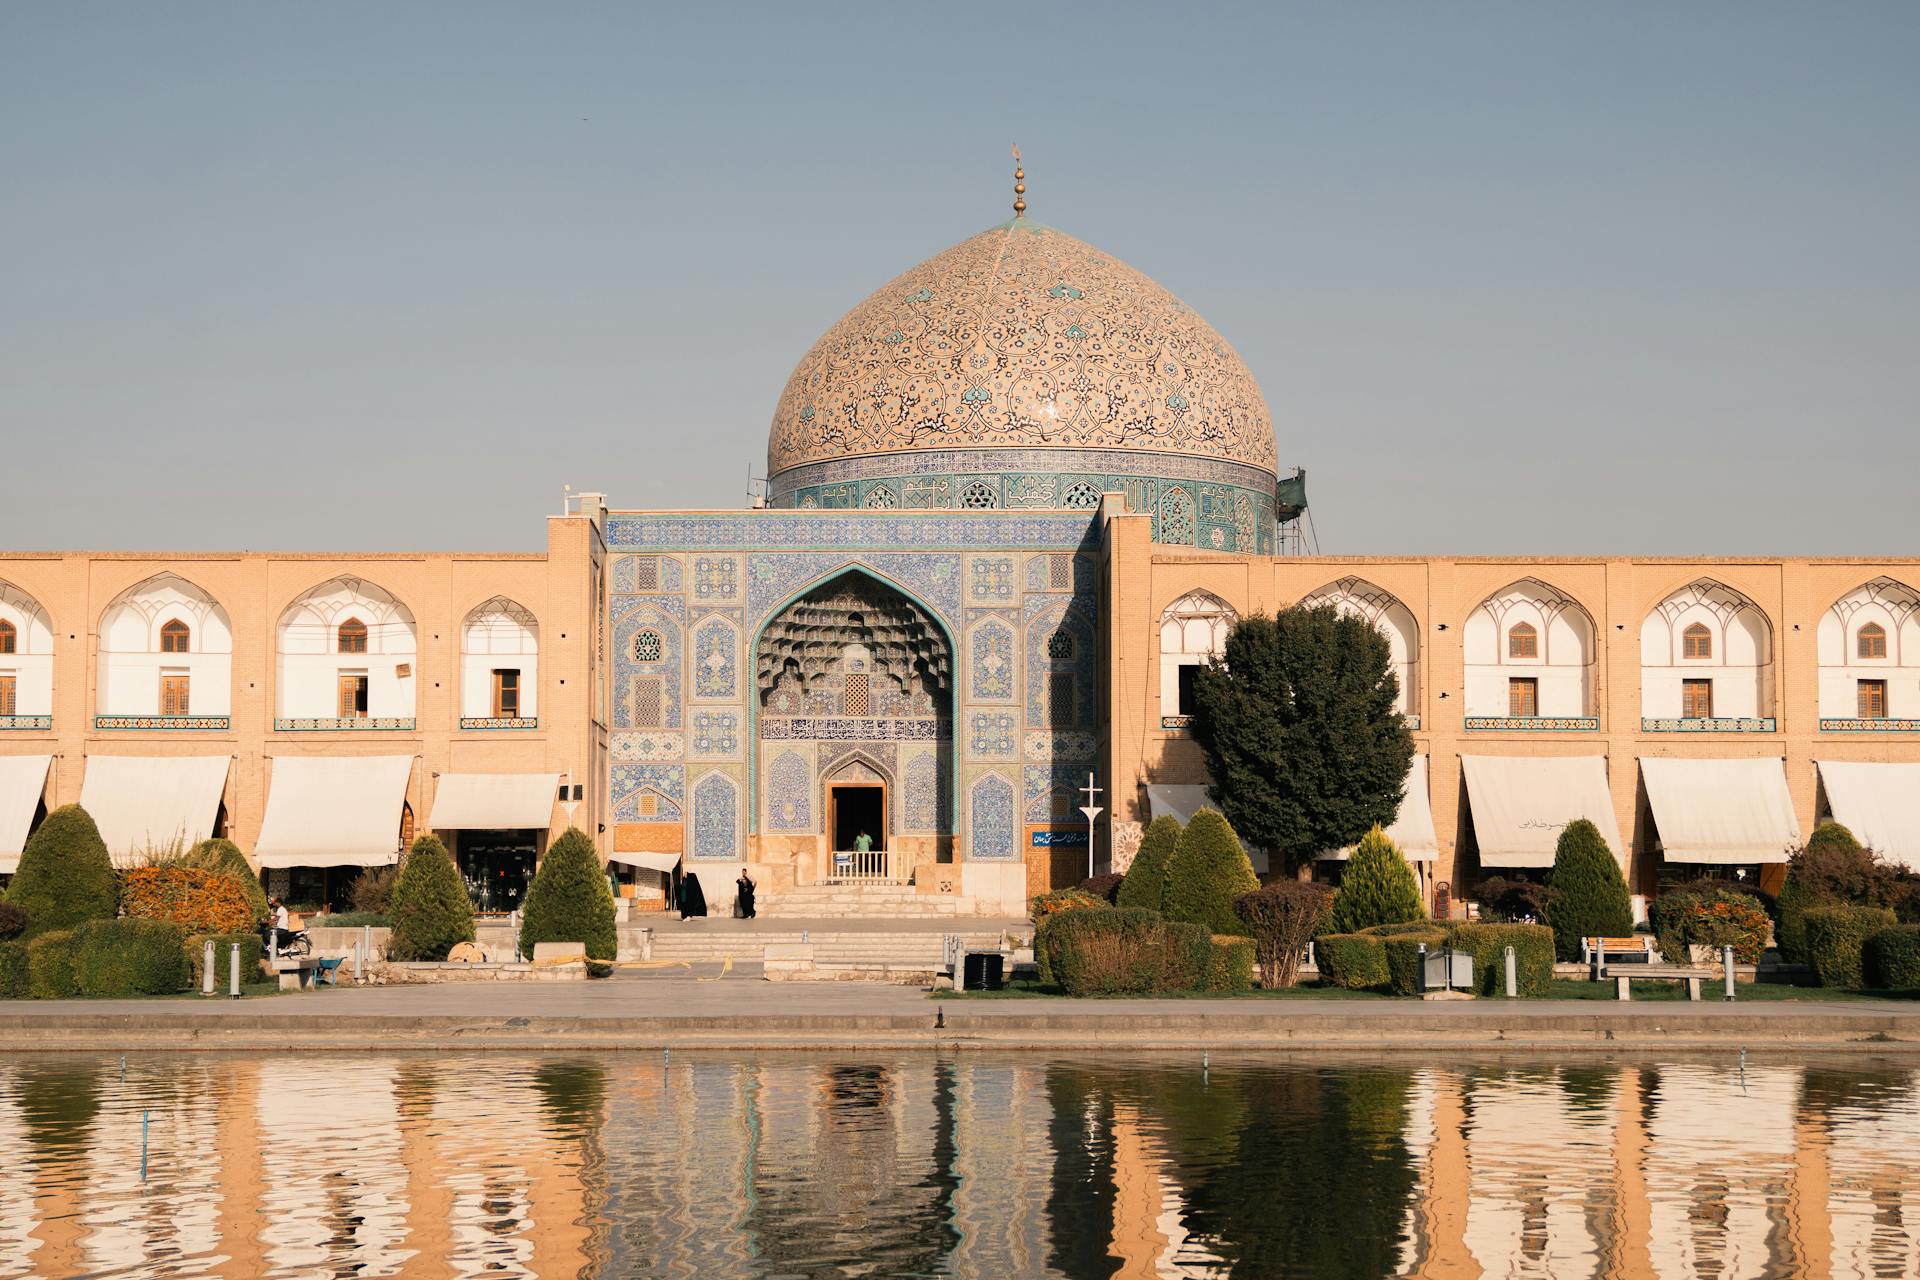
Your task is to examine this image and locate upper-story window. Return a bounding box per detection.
[1507,622,1538,659]
[1858,622,1888,660]
[96,573,233,722]
[1682,623,1713,660]
[159,620,190,653]
[0,620,15,655]
[337,618,369,654]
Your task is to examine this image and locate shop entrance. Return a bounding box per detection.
[454,829,539,914]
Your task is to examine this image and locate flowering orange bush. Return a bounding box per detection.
[120,866,255,936]
[1652,889,1771,964]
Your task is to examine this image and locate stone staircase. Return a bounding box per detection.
[641,928,1011,967]
[758,882,967,918]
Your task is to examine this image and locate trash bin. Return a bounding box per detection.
[962,952,1005,991]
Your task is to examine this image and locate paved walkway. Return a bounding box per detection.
[2,981,1916,1054]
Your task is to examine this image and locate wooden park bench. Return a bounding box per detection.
[1582,935,1656,974]
[1612,966,1717,1002]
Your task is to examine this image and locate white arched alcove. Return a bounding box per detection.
[1462,579,1596,721]
[97,573,233,721]
[276,577,417,724]
[0,581,56,722]
[1158,590,1236,726]
[1817,577,1920,724]
[1299,578,1420,719]
[462,597,540,722]
[1640,579,1774,725]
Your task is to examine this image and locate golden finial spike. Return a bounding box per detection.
[1011,144,1026,216]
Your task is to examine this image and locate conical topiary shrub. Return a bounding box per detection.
[4,805,117,939]
[518,828,617,961]
[1546,818,1633,961]
[1115,814,1183,913]
[1329,825,1425,933]
[386,834,476,962]
[1161,809,1260,936]
[184,836,269,919]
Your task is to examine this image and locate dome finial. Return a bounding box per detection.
[1011,144,1026,217]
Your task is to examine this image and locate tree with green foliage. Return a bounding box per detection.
[183,837,269,919]
[386,834,476,962]
[1545,818,1632,961]
[518,828,617,960]
[1777,821,1890,964]
[1329,826,1425,933]
[1162,809,1259,936]
[1115,815,1182,913]
[4,805,117,939]
[1189,607,1415,874]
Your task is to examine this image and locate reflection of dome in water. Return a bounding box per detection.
[765,211,1281,553]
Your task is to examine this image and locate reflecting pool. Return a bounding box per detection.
[0,1053,1917,1277]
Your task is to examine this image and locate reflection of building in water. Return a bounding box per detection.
[949,1061,1054,1275]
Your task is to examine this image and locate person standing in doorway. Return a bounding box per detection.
[853,830,873,855]
[736,868,756,919]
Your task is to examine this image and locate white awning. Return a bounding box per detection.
[609,850,680,873]
[1145,783,1269,873]
[1145,784,1214,826]
[429,773,559,830]
[1641,756,1800,865]
[254,756,414,869]
[1816,760,1920,872]
[1321,755,1439,862]
[79,754,231,866]
[1461,754,1625,869]
[0,755,52,873]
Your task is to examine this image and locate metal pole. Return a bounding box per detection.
[1723,944,1736,1001]
[228,942,241,998]
[1417,942,1428,992]
[1504,945,1517,998]
[360,924,371,983]
[1087,811,1096,880]
[202,939,216,996]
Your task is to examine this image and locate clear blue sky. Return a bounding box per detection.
[2,3,1915,555]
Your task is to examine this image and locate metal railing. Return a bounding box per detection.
[828,847,899,883]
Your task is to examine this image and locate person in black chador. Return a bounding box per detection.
[679,871,708,919]
[736,867,757,919]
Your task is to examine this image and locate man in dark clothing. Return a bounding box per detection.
[736,868,757,919]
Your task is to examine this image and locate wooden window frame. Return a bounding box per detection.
[1682,678,1713,719]
[159,619,190,654]
[0,674,14,716]
[1508,677,1538,718]
[1857,623,1888,660]
[160,672,191,716]
[492,668,520,718]
[338,672,370,719]
[1681,623,1712,661]
[1858,679,1888,720]
[337,618,369,654]
[0,620,14,655]
[1507,622,1538,660]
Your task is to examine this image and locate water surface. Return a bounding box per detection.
[0,1052,1916,1278]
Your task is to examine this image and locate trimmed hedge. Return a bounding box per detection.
[518,828,617,961]
[5,805,117,939]
[1206,937,1255,992]
[387,834,476,962]
[1040,908,1214,996]
[1864,925,1920,990]
[72,918,191,997]
[1778,822,1890,964]
[1329,826,1425,934]
[1546,818,1633,961]
[1651,890,1771,965]
[26,930,79,999]
[121,866,255,936]
[1378,927,1450,997]
[1077,873,1124,903]
[1446,922,1555,998]
[1115,815,1183,913]
[185,932,265,990]
[1804,904,1898,989]
[0,940,27,998]
[1162,809,1259,936]
[1316,932,1389,990]
[0,902,28,941]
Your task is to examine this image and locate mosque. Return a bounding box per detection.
[2,161,1917,921]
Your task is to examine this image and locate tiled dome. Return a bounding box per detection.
[766,218,1278,484]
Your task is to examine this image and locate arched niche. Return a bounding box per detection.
[276,577,417,723]
[1158,590,1236,726]
[1299,577,1420,716]
[1462,578,1596,720]
[462,596,539,722]
[1817,577,1920,723]
[0,580,56,721]
[1639,579,1774,724]
[96,573,233,720]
